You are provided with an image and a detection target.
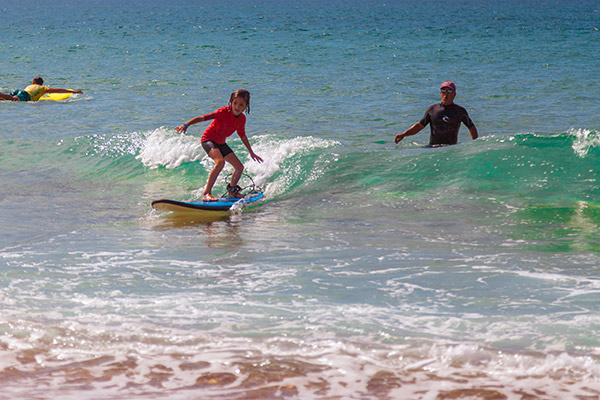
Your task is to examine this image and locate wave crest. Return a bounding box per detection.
[136,127,204,170]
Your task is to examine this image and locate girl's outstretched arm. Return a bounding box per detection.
[241,136,263,163]
[175,116,205,134]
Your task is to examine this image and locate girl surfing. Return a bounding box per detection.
[175,89,263,201]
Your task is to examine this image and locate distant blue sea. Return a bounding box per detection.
[1,0,599,398]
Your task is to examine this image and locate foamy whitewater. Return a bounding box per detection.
[1,0,600,399]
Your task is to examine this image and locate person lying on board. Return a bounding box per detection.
[0,76,83,102]
[395,81,478,147]
[175,89,263,201]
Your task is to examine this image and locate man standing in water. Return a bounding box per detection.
[395,81,478,147]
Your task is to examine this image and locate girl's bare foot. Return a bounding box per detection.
[228,191,244,199]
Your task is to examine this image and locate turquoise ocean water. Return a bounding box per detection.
[1,0,600,398]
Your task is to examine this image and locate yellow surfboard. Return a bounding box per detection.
[39,92,74,101]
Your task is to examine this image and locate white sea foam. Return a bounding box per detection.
[571,128,600,158]
[136,127,204,169]
[2,241,599,399]
[1,314,599,400]
[244,135,339,197]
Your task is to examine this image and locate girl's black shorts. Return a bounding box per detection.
[201,140,233,157]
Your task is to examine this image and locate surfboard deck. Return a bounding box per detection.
[152,192,264,213]
[39,92,73,101]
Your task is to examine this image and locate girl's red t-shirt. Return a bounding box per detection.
[200,106,246,144]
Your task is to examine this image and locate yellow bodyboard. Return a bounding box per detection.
[39,92,74,101]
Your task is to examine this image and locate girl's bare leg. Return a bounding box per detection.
[203,149,225,201]
[224,152,244,198]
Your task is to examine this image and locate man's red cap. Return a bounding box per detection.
[440,81,456,91]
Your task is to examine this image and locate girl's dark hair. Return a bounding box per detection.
[229,89,250,114]
[33,76,44,85]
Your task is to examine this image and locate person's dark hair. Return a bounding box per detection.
[229,89,250,114]
[32,76,44,85]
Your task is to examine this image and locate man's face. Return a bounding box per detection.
[440,87,456,105]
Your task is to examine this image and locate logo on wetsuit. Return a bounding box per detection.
[442,115,450,123]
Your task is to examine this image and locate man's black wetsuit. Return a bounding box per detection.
[419,103,474,146]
